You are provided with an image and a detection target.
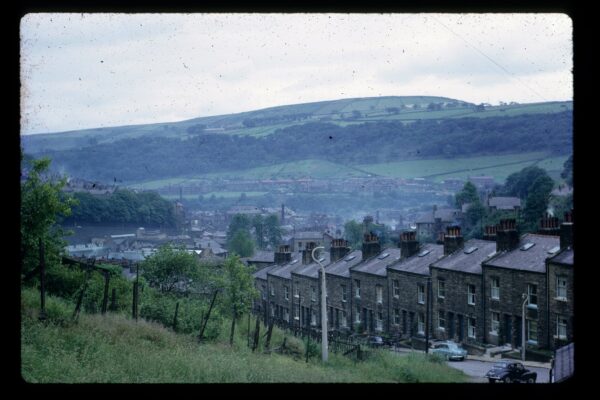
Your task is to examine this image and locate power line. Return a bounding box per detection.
[431,16,548,102]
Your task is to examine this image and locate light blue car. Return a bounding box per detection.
[430,341,468,361]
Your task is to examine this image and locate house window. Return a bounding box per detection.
[341,311,347,328]
[556,316,567,340]
[491,312,500,335]
[393,280,400,298]
[311,286,316,302]
[556,276,567,300]
[355,280,361,298]
[527,284,538,308]
[355,305,361,323]
[284,286,289,301]
[298,241,302,249]
[417,313,425,335]
[283,308,290,322]
[468,317,476,339]
[376,285,383,304]
[467,285,476,305]
[491,277,500,300]
[262,284,267,300]
[341,284,347,302]
[270,302,274,317]
[294,285,299,298]
[394,308,400,325]
[438,310,445,331]
[294,305,300,320]
[311,310,317,326]
[270,283,275,296]
[438,279,445,299]
[376,312,383,331]
[417,283,425,304]
[527,319,538,344]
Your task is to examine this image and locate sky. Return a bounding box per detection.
[20,13,573,135]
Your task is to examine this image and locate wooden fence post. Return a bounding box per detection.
[198,289,219,342]
[265,320,274,350]
[101,270,110,315]
[110,288,117,311]
[252,316,261,352]
[72,266,93,321]
[38,238,47,321]
[172,302,180,332]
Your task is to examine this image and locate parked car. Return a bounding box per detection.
[430,341,467,361]
[485,361,537,383]
[367,336,384,348]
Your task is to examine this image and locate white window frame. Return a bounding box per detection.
[355,305,361,323]
[468,317,476,339]
[262,285,267,300]
[527,319,538,344]
[270,283,275,297]
[438,310,445,331]
[376,285,383,304]
[355,280,361,298]
[393,308,400,325]
[294,285,300,298]
[341,311,347,328]
[376,312,383,331]
[284,286,289,301]
[417,283,425,304]
[270,302,275,317]
[556,276,567,301]
[527,284,538,308]
[341,284,347,302]
[417,313,425,335]
[437,279,445,299]
[556,316,567,340]
[491,312,500,335]
[311,286,316,302]
[491,277,500,300]
[283,308,290,322]
[310,311,317,326]
[393,280,400,298]
[294,304,300,320]
[467,284,476,305]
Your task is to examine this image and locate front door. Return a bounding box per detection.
[457,314,464,342]
[504,314,512,345]
[448,312,455,339]
[515,316,522,348]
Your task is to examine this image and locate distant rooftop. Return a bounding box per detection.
[388,244,444,276]
[488,196,521,210]
[326,250,363,278]
[431,239,497,275]
[351,248,401,277]
[484,234,560,273]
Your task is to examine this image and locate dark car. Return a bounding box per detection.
[367,336,384,348]
[485,361,537,383]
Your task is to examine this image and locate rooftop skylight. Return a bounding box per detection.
[548,246,560,255]
[464,246,478,254]
[520,243,535,251]
[418,249,431,257]
[345,255,356,261]
[378,253,390,260]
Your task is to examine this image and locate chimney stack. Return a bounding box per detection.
[560,210,574,249]
[274,244,292,264]
[496,219,519,252]
[443,226,464,255]
[538,213,561,236]
[362,232,381,259]
[302,242,317,265]
[400,230,420,259]
[330,238,351,262]
[436,231,445,245]
[482,225,497,242]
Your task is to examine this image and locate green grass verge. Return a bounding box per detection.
[21,287,468,383]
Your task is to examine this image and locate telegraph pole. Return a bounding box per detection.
[312,246,328,363]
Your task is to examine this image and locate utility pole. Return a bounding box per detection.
[425,277,431,354]
[522,293,529,361]
[312,246,328,363]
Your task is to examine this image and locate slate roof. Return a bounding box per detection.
[267,256,304,279]
[484,234,560,273]
[415,209,461,224]
[351,248,401,277]
[247,250,275,263]
[547,248,574,266]
[488,196,521,210]
[388,244,444,276]
[253,264,280,281]
[292,253,331,279]
[431,239,497,275]
[325,250,363,278]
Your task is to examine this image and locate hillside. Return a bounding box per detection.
[21,96,572,153]
[21,287,467,383]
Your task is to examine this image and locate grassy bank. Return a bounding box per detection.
[21,287,467,383]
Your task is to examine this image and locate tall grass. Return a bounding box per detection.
[21,287,467,383]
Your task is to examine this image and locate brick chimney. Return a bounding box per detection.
[274,244,292,264]
[302,242,317,265]
[560,210,574,249]
[538,213,561,236]
[443,226,464,255]
[400,230,420,259]
[496,219,519,252]
[362,232,381,260]
[330,238,351,262]
[482,225,497,242]
[435,231,445,245]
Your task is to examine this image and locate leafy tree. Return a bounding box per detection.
[502,166,550,199]
[21,155,76,276]
[252,214,265,249]
[464,200,487,239]
[228,230,255,257]
[522,175,555,231]
[218,255,258,345]
[344,220,363,250]
[140,244,202,293]
[455,181,479,208]
[561,154,573,187]
[264,214,282,249]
